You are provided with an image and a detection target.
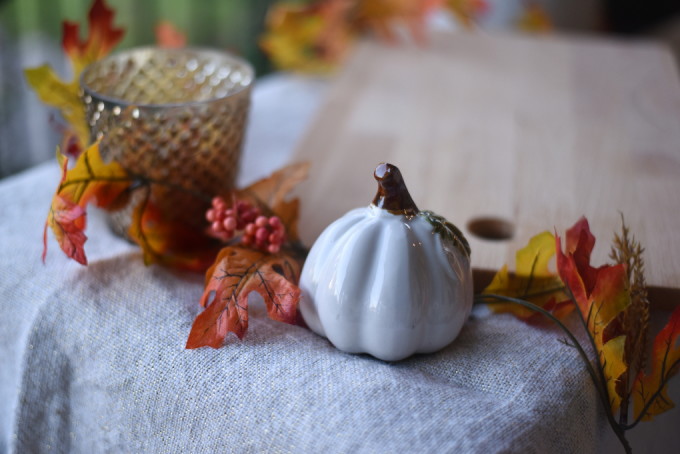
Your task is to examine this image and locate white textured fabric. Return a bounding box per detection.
[0,74,677,454]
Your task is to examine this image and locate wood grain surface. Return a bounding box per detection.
[292,31,680,305]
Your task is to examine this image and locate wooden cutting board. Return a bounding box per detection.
[292,31,680,307]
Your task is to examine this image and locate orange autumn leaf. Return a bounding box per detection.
[62,0,125,73]
[483,231,569,321]
[155,20,186,48]
[186,246,302,348]
[43,143,132,264]
[632,306,680,421]
[260,0,355,73]
[556,218,630,413]
[25,0,123,155]
[517,2,553,33]
[236,162,310,242]
[128,190,219,272]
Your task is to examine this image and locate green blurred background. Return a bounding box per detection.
[0,0,278,75]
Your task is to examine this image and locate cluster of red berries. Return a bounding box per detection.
[206,197,285,253]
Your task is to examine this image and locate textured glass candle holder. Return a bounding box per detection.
[80,47,253,238]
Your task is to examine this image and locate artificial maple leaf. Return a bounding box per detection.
[62,0,125,74]
[260,0,355,73]
[24,65,90,155]
[556,218,631,413]
[236,162,310,242]
[483,231,569,321]
[43,143,132,264]
[128,190,219,273]
[517,2,553,33]
[43,156,87,265]
[186,246,302,348]
[44,195,88,266]
[155,21,186,48]
[445,0,488,28]
[25,0,124,155]
[354,0,442,44]
[632,306,680,421]
[56,141,130,208]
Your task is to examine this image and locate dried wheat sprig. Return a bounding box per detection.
[610,214,650,425]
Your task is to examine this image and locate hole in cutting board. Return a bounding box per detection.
[467,217,515,241]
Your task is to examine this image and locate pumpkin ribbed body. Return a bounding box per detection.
[299,205,472,361]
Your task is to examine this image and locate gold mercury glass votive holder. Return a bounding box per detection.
[80,47,253,238]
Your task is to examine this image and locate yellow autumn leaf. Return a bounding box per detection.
[483,231,568,320]
[56,141,130,208]
[517,3,553,33]
[632,306,680,421]
[601,335,627,413]
[586,265,631,413]
[445,0,488,28]
[24,65,90,149]
[260,0,354,73]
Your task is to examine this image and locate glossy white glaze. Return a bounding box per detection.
[299,204,473,361]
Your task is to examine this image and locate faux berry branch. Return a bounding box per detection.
[206,198,286,254]
[186,163,310,348]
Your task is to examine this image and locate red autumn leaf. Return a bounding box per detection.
[186,246,302,348]
[155,21,187,48]
[556,217,631,413]
[62,0,124,71]
[43,143,133,264]
[45,195,88,265]
[128,190,220,272]
[632,306,680,421]
[43,152,87,264]
[556,217,600,314]
[44,157,88,264]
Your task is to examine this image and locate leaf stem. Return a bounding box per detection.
[518,285,567,300]
[621,357,680,430]
[476,293,631,454]
[129,186,156,261]
[60,174,214,204]
[563,285,617,422]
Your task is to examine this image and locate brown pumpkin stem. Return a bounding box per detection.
[372,163,419,216]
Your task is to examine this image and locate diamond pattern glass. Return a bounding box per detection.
[80,47,253,237]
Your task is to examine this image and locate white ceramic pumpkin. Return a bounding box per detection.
[299,163,473,361]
